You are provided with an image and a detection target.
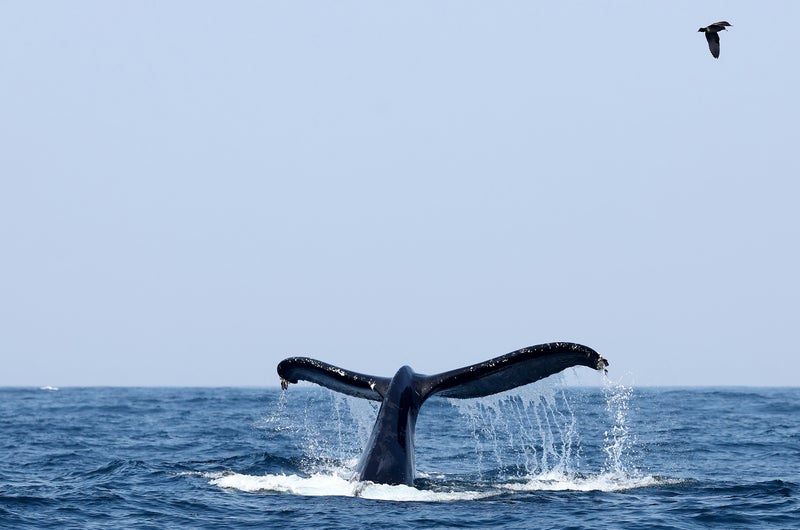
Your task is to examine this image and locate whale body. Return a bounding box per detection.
[277,342,608,486]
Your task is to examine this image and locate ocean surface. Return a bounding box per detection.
[1,380,798,529]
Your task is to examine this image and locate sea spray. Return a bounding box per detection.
[265,380,648,492]
[449,374,647,489]
[601,377,640,479]
[262,387,379,477]
[332,392,380,451]
[298,389,364,475]
[448,374,582,480]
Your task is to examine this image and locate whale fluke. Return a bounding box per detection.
[278,357,390,400]
[278,342,607,486]
[418,342,607,399]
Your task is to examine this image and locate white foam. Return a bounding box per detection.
[501,471,677,492]
[209,472,494,501]
[211,473,356,497]
[175,471,226,479]
[356,482,492,502]
[39,386,59,391]
[208,470,679,500]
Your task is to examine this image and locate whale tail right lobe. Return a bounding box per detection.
[277,342,607,404]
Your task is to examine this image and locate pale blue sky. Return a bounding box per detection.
[1,2,798,386]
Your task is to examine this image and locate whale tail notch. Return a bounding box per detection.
[277,342,608,403]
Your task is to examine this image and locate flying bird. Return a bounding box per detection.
[698,21,732,58]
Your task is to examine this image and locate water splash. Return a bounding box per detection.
[331,392,379,451]
[258,387,378,478]
[448,374,582,480]
[449,373,646,487]
[244,378,657,499]
[601,377,640,478]
[296,391,359,475]
[502,471,668,492]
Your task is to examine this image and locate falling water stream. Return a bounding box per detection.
[238,374,653,498]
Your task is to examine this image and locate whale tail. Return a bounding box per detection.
[277,342,607,403]
[277,342,607,486]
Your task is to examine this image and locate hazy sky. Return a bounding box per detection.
[2,2,798,387]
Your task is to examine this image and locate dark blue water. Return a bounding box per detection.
[1,382,798,529]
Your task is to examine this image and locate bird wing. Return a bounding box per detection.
[705,31,721,58]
